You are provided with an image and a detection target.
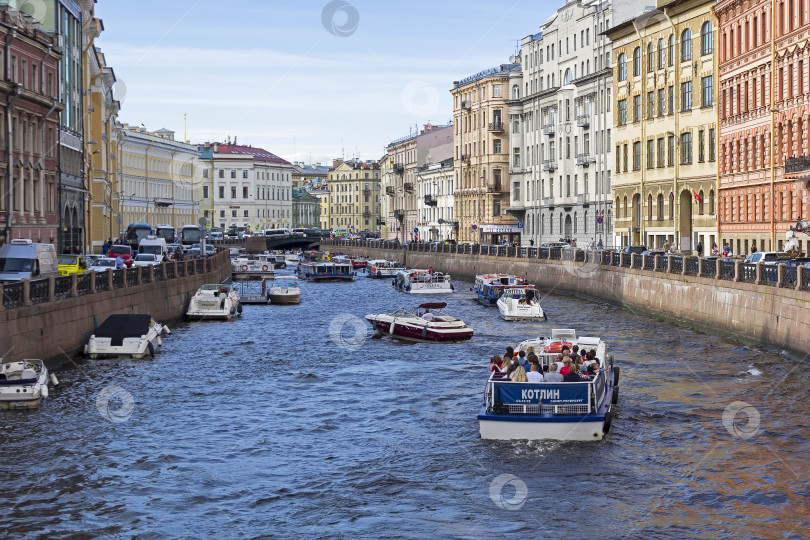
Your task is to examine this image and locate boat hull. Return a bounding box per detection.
[297,273,354,282]
[232,271,275,281]
[268,293,300,304]
[366,317,473,343]
[394,283,453,294]
[478,415,608,441]
[497,299,546,321]
[0,361,49,410]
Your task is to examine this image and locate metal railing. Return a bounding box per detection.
[2,282,23,309]
[684,257,699,276]
[655,255,668,272]
[740,263,757,283]
[669,256,683,273]
[718,260,736,280]
[701,259,716,277]
[54,276,73,300]
[761,265,778,286]
[782,267,798,288]
[29,279,50,304]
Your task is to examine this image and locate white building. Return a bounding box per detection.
[509,0,647,247]
[416,161,455,241]
[198,142,295,232]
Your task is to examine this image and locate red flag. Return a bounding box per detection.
[693,190,702,202]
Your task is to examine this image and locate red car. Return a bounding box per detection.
[108,244,134,267]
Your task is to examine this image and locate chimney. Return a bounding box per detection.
[213,142,219,153]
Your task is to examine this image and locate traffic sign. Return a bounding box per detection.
[596,216,604,224]
[413,228,419,233]
[517,222,523,228]
[329,228,333,232]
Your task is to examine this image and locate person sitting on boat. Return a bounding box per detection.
[570,345,581,363]
[563,364,584,383]
[559,358,572,376]
[511,364,528,383]
[551,353,565,373]
[421,308,435,321]
[505,362,519,380]
[526,363,544,383]
[504,346,515,361]
[517,350,528,367]
[545,362,564,382]
[489,355,506,373]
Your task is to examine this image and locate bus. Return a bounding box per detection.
[180,225,202,249]
[155,225,177,243]
[126,223,154,250]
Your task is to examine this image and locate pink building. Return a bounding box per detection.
[716,0,810,255]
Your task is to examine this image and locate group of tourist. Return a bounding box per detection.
[489,344,601,383]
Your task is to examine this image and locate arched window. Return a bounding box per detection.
[512,84,520,99]
[709,190,715,215]
[698,190,705,214]
[574,212,578,234]
[633,47,642,76]
[681,28,692,61]
[669,193,674,220]
[657,193,664,220]
[668,35,675,66]
[618,53,627,81]
[623,195,628,218]
[701,21,713,55]
[564,68,573,85]
[647,43,654,73]
[658,38,665,69]
[647,194,653,221]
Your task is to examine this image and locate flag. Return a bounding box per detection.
[693,190,702,202]
[669,192,674,199]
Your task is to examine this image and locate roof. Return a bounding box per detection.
[213,144,291,165]
[94,314,153,346]
[454,63,521,88]
[292,164,331,175]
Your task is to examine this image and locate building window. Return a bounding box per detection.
[232,210,237,218]
[668,135,675,166]
[633,95,641,122]
[218,170,224,178]
[681,132,693,164]
[657,138,665,167]
[633,141,641,170]
[709,128,716,162]
[658,88,665,116]
[633,47,641,76]
[243,186,248,199]
[647,91,655,119]
[203,186,209,199]
[681,81,692,111]
[220,210,225,218]
[701,76,713,107]
[219,186,225,199]
[618,53,627,81]
[244,210,249,218]
[203,169,209,178]
[494,139,502,154]
[618,99,627,125]
[230,170,236,178]
[647,139,655,169]
[658,193,665,220]
[681,28,692,61]
[698,129,705,162]
[658,38,665,69]
[669,34,675,66]
[647,43,654,73]
[513,148,521,168]
[668,85,674,115]
[701,21,713,55]
[231,186,237,199]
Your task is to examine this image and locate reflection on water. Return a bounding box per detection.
[1,270,808,538]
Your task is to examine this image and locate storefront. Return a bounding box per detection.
[480,223,522,245]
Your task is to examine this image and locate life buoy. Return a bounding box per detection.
[262,265,269,271]
[241,265,248,271]
[543,340,572,353]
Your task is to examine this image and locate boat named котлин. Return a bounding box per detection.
[478,329,618,441]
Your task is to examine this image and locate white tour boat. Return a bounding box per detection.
[297,261,354,281]
[284,252,300,266]
[187,283,242,320]
[84,314,171,359]
[473,274,526,305]
[0,359,55,410]
[232,256,275,280]
[393,269,454,294]
[366,302,474,343]
[267,276,301,304]
[478,329,618,441]
[365,259,404,278]
[497,285,546,321]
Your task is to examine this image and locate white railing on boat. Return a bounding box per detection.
[485,371,608,417]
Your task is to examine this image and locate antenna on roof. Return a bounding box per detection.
[234,136,237,145]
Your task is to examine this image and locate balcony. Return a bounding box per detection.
[376,218,385,225]
[543,197,554,206]
[488,122,504,132]
[461,154,471,164]
[404,182,414,192]
[543,124,555,136]
[394,210,405,221]
[576,114,590,128]
[393,164,404,174]
[385,186,395,196]
[785,156,810,178]
[363,187,371,194]
[424,194,438,206]
[363,210,371,218]
[486,182,506,194]
[542,159,557,172]
[461,100,472,109]
[576,194,588,205]
[576,153,593,167]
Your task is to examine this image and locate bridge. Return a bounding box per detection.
[265,234,321,250]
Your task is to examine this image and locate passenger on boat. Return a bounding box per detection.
[505,346,515,359]
[512,365,528,383]
[490,355,506,372]
[517,350,528,367]
[421,308,435,321]
[570,345,581,363]
[526,363,544,383]
[563,364,584,382]
[545,363,564,382]
[559,358,572,376]
[505,362,519,380]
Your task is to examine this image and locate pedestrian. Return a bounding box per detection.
[723,242,731,257]
[711,243,719,256]
[751,241,757,254]
[102,241,108,256]
[597,239,603,249]
[696,241,703,256]
[529,238,534,247]
[115,254,124,269]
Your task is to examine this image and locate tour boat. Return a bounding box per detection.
[284,252,300,266]
[187,283,242,320]
[297,261,354,281]
[478,329,618,441]
[232,257,275,280]
[267,276,301,304]
[365,302,474,343]
[0,359,54,410]
[365,259,404,278]
[473,274,526,305]
[263,252,288,269]
[84,314,171,359]
[393,269,454,294]
[497,285,547,321]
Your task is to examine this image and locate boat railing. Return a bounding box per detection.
[485,379,595,416]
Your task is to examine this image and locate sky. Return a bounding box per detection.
[95,0,557,166]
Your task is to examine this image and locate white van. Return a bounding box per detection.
[0,239,59,282]
[138,236,169,261]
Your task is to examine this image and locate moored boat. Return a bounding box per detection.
[365,259,404,278]
[187,282,242,320]
[497,285,546,321]
[473,274,526,305]
[267,276,301,304]
[232,256,275,280]
[84,314,170,359]
[478,329,617,441]
[0,359,52,410]
[393,269,453,294]
[297,261,354,281]
[365,302,473,343]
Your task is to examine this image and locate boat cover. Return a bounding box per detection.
[95,314,153,346]
[418,302,447,309]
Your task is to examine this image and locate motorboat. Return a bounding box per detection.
[267,276,301,304]
[473,274,526,305]
[232,256,275,280]
[393,269,453,294]
[0,359,54,410]
[365,259,404,278]
[284,252,300,266]
[365,302,473,343]
[497,285,546,321]
[297,261,354,281]
[187,282,242,320]
[262,252,288,269]
[84,314,170,359]
[478,329,617,441]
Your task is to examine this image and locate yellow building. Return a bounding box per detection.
[326,159,381,234]
[606,0,718,253]
[451,64,522,244]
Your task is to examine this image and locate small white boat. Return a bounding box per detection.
[478,329,617,441]
[497,286,546,321]
[284,252,300,266]
[84,314,170,359]
[365,259,404,278]
[393,269,453,294]
[365,302,474,343]
[473,274,526,305]
[0,359,51,410]
[187,283,242,320]
[267,276,301,304]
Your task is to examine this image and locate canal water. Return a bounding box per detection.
[2,268,809,539]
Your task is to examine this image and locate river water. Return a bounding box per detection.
[1,267,809,539]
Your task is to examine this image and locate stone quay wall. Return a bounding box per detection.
[0,250,231,365]
[325,240,810,355]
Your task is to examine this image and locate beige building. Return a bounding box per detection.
[378,155,391,238]
[384,134,418,240]
[451,63,522,244]
[607,0,718,253]
[327,159,381,234]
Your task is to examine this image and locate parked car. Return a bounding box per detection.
[191,243,216,253]
[108,244,134,267]
[132,254,160,267]
[87,257,118,272]
[138,236,169,262]
[744,251,784,265]
[0,239,59,282]
[209,231,224,241]
[185,248,201,257]
[622,245,647,255]
[58,255,87,276]
[640,249,667,257]
[84,254,102,267]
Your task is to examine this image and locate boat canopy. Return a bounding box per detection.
[419,302,447,309]
[94,314,153,346]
